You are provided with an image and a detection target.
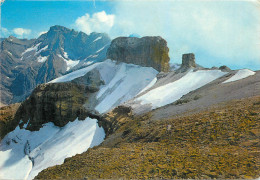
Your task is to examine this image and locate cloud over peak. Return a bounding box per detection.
[13,28,31,38]
[75,11,115,34]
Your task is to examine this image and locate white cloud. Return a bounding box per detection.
[13,28,31,38]
[75,11,115,34]
[0,27,10,37]
[111,1,260,70]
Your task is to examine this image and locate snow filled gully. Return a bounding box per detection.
[0,117,105,180]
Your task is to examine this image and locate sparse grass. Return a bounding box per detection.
[175,98,191,105]
[36,96,260,179]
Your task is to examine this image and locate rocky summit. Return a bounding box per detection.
[107,36,170,72]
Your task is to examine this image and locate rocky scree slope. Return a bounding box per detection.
[0,25,111,105]
[107,36,170,72]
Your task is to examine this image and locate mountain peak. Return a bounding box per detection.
[49,25,70,32]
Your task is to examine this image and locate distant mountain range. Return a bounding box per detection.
[0,25,111,105]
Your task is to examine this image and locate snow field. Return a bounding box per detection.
[136,70,227,109]
[0,118,105,180]
[223,69,255,83]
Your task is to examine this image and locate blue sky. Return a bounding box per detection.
[1,0,260,70]
[1,1,115,37]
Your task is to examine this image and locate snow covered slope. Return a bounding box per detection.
[0,118,105,180]
[51,59,158,113]
[135,70,227,109]
[223,69,255,83]
[0,59,158,180]
[95,62,158,113]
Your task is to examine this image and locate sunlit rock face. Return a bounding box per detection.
[107,36,170,72]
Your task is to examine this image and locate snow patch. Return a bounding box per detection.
[91,54,98,58]
[136,70,227,109]
[223,69,255,83]
[65,59,80,71]
[84,61,94,66]
[96,46,105,53]
[5,50,13,56]
[93,36,102,42]
[49,61,101,83]
[64,51,69,59]
[37,56,48,63]
[57,54,80,71]
[35,45,48,55]
[21,43,41,57]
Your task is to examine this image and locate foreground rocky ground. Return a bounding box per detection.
[36,96,260,179]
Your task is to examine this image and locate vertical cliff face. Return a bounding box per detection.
[107,36,170,72]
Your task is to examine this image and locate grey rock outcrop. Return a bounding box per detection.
[107,36,170,72]
[72,68,105,92]
[176,53,197,72]
[181,53,196,68]
[219,65,231,72]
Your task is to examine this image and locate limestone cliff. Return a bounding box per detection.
[15,69,104,131]
[107,36,170,72]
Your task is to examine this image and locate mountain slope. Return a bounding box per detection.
[0,60,158,180]
[0,25,111,105]
[36,96,260,179]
